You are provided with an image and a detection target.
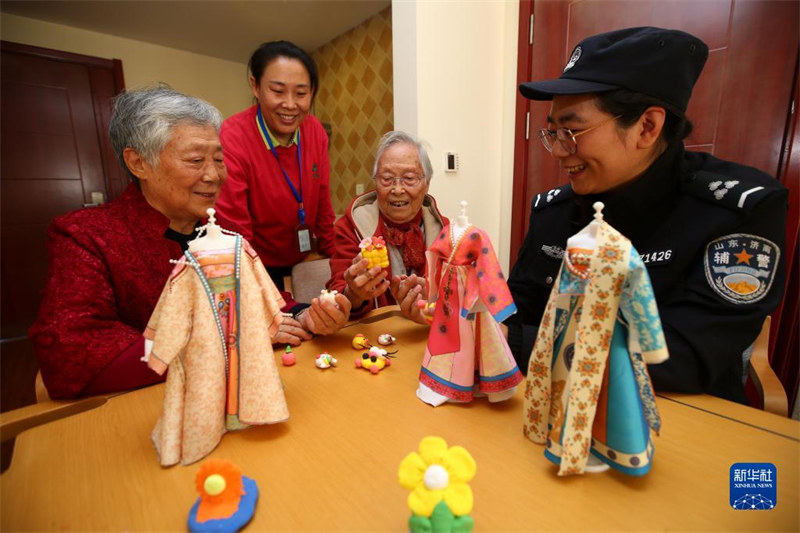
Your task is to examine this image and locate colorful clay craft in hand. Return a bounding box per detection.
[352,333,371,350]
[415,300,436,325]
[281,346,296,366]
[315,352,338,369]
[359,236,390,269]
[188,459,258,533]
[319,289,339,307]
[355,346,393,374]
[377,333,396,346]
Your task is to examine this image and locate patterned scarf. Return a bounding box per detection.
[381,211,425,273]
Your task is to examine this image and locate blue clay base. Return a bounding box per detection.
[188,476,259,532]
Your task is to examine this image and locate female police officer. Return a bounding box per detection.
[505,27,788,403]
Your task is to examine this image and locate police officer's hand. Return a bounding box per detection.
[390,274,428,325]
[343,254,389,308]
[297,293,352,335]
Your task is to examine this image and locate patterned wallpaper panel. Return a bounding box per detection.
[312,7,393,215]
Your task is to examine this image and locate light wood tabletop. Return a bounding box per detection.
[657,393,800,440]
[2,308,798,532]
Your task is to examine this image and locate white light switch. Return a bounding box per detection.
[355,183,365,195]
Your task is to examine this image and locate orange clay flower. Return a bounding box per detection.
[195,459,244,523]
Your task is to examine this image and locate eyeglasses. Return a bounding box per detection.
[374,175,424,188]
[537,115,622,154]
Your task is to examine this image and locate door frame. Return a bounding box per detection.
[510,0,535,266]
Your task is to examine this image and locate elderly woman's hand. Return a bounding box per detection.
[342,254,390,308]
[297,293,352,335]
[272,315,314,346]
[390,274,429,325]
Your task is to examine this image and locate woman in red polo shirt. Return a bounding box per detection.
[215,41,343,345]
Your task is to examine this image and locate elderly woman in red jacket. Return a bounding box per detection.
[327,131,448,323]
[29,85,348,399]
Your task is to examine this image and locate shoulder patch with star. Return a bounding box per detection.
[704,233,780,304]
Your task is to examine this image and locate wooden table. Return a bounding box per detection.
[658,393,799,440]
[2,309,798,532]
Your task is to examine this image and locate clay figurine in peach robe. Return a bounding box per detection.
[144,209,289,466]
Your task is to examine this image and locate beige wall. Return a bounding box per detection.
[0,13,251,118]
[312,7,393,215]
[393,1,519,271]
[3,6,519,269]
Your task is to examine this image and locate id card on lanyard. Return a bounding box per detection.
[256,107,312,253]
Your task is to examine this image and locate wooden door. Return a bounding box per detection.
[510,0,799,407]
[0,42,125,412]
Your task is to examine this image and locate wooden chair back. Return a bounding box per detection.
[747,316,789,416]
[285,257,332,304]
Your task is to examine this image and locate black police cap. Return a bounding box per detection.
[519,26,709,112]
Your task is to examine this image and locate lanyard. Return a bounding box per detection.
[255,107,305,224]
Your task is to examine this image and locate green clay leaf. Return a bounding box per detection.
[452,515,474,533]
[430,501,455,533]
[409,514,432,533]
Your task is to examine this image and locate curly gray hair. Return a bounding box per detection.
[109,84,223,180]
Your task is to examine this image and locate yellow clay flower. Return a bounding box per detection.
[398,436,476,517]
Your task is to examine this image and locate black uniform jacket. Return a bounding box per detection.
[506,144,788,403]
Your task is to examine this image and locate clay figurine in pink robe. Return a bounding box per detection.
[417,204,523,407]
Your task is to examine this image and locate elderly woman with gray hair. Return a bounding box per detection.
[327,131,448,323]
[29,85,228,398]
